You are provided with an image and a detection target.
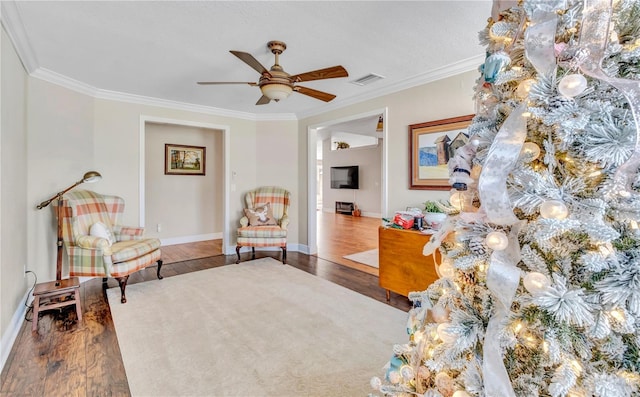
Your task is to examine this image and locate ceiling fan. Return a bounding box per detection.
[197,40,348,105]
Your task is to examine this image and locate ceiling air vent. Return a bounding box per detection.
[350,73,385,86]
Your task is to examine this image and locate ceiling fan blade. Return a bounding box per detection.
[197,81,257,85]
[290,66,348,83]
[230,50,271,76]
[256,95,271,105]
[294,86,337,102]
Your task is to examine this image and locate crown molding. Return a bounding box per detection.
[1,1,38,73]
[30,68,297,121]
[295,54,484,119]
[31,68,98,96]
[31,56,481,122]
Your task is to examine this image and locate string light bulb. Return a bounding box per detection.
[540,200,569,219]
[599,243,614,257]
[609,308,625,322]
[619,189,631,198]
[515,79,535,99]
[523,272,551,295]
[558,74,588,98]
[512,321,524,333]
[485,231,509,250]
[570,359,583,375]
[412,329,425,344]
[438,260,455,279]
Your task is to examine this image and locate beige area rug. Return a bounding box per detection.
[107,257,406,396]
[343,249,379,268]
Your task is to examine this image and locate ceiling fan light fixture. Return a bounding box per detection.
[260,83,293,101]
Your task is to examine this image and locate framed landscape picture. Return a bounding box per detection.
[409,115,474,190]
[165,144,206,175]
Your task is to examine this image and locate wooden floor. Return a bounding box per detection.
[160,211,381,274]
[316,211,381,276]
[0,215,408,397]
[160,239,223,264]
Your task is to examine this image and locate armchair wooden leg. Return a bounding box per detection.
[281,247,287,264]
[116,275,130,304]
[156,259,164,280]
[236,246,241,264]
[251,247,256,260]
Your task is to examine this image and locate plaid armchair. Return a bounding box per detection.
[236,186,290,264]
[60,190,163,303]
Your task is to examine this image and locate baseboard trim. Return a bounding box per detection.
[321,207,381,219]
[1,289,29,374]
[160,233,222,246]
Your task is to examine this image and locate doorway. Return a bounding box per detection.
[307,108,388,264]
[139,116,231,257]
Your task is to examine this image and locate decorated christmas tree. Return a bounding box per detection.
[371,0,640,396]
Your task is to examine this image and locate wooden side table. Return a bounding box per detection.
[32,277,82,332]
[378,226,441,300]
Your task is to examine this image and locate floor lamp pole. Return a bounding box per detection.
[55,197,64,285]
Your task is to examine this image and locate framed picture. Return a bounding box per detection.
[165,144,206,175]
[409,114,474,190]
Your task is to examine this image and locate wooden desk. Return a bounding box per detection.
[378,226,440,300]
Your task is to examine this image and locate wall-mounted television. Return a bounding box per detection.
[330,166,359,189]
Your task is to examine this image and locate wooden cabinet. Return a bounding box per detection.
[378,226,441,300]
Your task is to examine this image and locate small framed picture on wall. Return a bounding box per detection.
[165,144,206,175]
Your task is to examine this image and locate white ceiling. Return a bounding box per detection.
[2,1,490,120]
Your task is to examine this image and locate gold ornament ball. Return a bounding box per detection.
[521,142,541,161]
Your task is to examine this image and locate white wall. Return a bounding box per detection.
[322,140,382,217]
[26,79,97,283]
[252,119,300,246]
[1,27,29,367]
[144,123,223,242]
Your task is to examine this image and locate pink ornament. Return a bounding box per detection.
[554,42,567,57]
